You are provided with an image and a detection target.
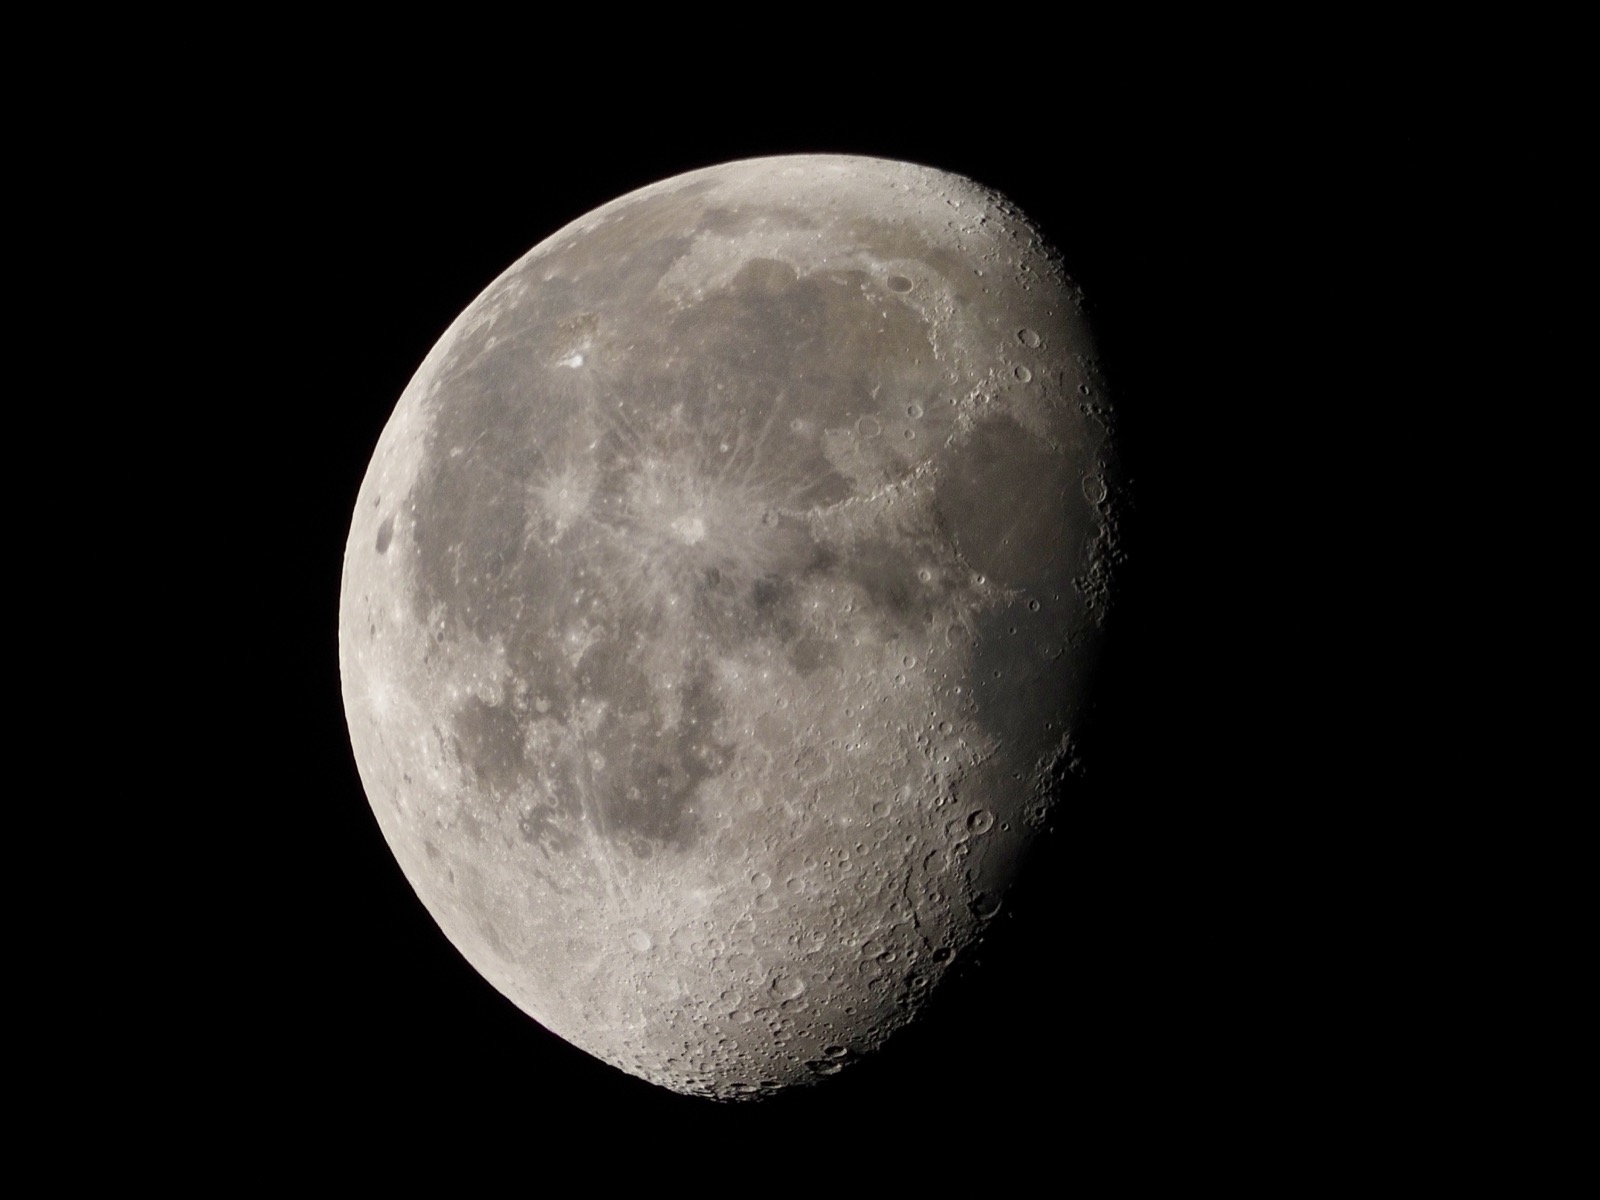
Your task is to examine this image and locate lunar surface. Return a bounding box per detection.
[339,155,1121,1099]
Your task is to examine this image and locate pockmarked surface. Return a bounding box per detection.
[339,155,1121,1099]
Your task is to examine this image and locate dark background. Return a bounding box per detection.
[166,93,1399,1154]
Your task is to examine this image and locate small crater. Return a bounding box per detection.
[886,275,913,293]
[966,809,995,835]
[972,892,1003,919]
[1013,366,1032,382]
[857,415,882,438]
[628,930,653,952]
[374,517,393,554]
[1017,328,1042,348]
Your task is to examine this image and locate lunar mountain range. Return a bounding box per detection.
[339,154,1122,1099]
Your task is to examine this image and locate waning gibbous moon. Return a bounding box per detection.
[338,154,1122,1100]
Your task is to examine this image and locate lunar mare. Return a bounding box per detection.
[339,155,1120,1099]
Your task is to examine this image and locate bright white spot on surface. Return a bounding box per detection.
[559,353,585,368]
[367,675,394,719]
[671,515,706,544]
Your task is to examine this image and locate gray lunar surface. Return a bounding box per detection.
[338,154,1120,1099]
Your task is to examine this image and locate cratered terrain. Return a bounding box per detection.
[339,154,1122,1099]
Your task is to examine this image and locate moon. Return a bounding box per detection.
[339,154,1121,1100]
